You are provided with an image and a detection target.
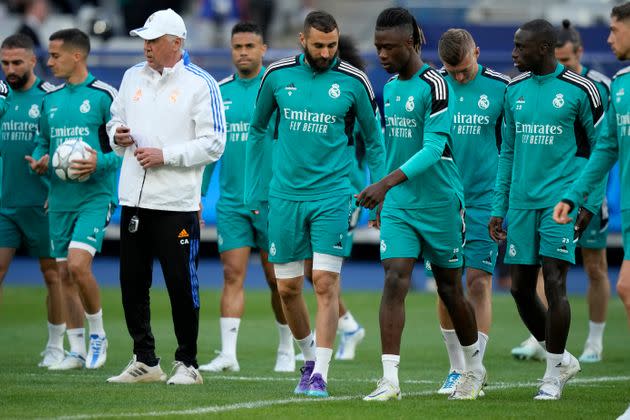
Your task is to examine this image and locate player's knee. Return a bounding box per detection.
[312,273,337,298]
[467,275,490,299]
[222,262,245,287]
[276,279,301,300]
[384,269,410,297]
[584,262,607,284]
[510,283,534,304]
[617,280,630,304]
[67,259,89,282]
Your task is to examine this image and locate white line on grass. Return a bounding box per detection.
[53,375,630,420]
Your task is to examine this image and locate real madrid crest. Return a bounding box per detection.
[28,104,40,119]
[478,94,490,110]
[552,93,565,109]
[80,99,91,113]
[405,96,415,112]
[328,83,340,99]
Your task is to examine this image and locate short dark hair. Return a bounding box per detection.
[49,28,90,55]
[438,28,475,66]
[303,11,338,34]
[556,19,582,50]
[612,2,630,21]
[375,7,426,52]
[520,19,557,50]
[231,21,263,40]
[1,33,35,51]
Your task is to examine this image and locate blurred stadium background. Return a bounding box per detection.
[0,0,627,271]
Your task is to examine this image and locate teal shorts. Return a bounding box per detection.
[504,206,578,265]
[425,206,497,274]
[379,195,465,268]
[622,209,630,260]
[267,195,352,264]
[577,201,608,250]
[49,203,114,259]
[216,201,269,253]
[0,206,51,257]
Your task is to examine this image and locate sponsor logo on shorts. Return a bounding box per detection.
[448,254,459,263]
[482,251,493,266]
[270,242,277,256]
[556,244,568,254]
[509,244,517,257]
[333,234,343,250]
[380,240,387,253]
[178,229,190,245]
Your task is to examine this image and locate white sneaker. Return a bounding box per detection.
[167,361,203,385]
[86,334,108,369]
[48,351,85,370]
[274,350,295,372]
[335,326,365,360]
[363,378,401,401]
[106,355,167,383]
[511,336,546,361]
[198,352,240,372]
[449,367,486,400]
[437,370,462,395]
[38,346,65,368]
[534,353,581,400]
[617,404,630,420]
[579,341,602,363]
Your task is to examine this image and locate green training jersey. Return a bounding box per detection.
[32,73,121,211]
[565,66,630,210]
[244,54,386,205]
[202,68,275,204]
[493,64,606,217]
[442,65,509,208]
[384,64,463,209]
[0,79,55,208]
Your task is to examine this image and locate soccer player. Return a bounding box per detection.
[0,34,65,368]
[512,19,612,363]
[27,29,120,370]
[489,19,605,400]
[435,28,509,395]
[245,11,386,397]
[359,8,486,401]
[198,21,295,374]
[554,2,630,331]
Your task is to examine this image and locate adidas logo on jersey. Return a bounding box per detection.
[285,83,297,96]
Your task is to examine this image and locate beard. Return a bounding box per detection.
[303,46,337,72]
[6,72,29,90]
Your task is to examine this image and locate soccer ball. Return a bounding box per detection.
[52,140,92,182]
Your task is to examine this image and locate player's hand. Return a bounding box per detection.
[114,126,135,147]
[135,147,164,168]
[70,146,97,175]
[25,154,49,175]
[0,80,8,99]
[553,201,574,224]
[355,180,389,210]
[573,207,594,241]
[488,216,506,242]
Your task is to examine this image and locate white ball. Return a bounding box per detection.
[52,140,92,182]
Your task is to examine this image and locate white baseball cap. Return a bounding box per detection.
[130,8,187,40]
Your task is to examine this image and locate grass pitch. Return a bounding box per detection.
[1,284,629,419]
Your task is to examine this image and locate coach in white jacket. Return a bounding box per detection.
[105,8,226,386]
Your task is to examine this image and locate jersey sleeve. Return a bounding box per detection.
[565,103,619,208]
[492,91,515,218]
[399,80,451,180]
[244,70,278,208]
[107,71,129,157]
[200,161,217,197]
[162,77,226,167]
[575,84,607,213]
[0,81,8,118]
[95,90,123,178]
[32,96,51,161]
[353,79,386,184]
